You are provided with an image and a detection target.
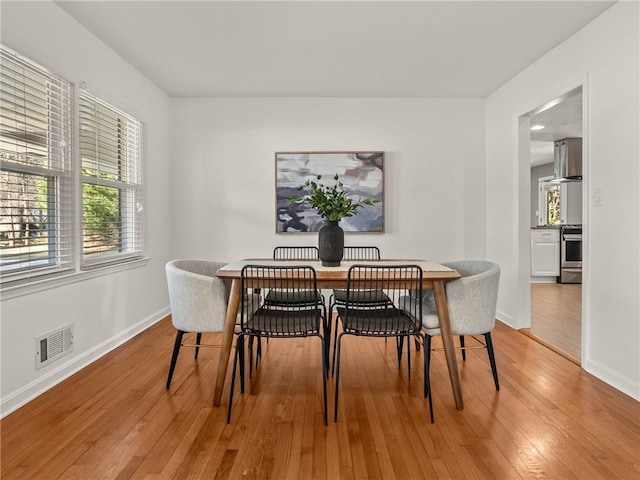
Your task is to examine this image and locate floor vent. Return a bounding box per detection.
[35,323,73,370]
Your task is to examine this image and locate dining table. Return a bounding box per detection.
[214,258,464,410]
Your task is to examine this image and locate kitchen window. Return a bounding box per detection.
[539,180,561,225]
[537,176,582,227]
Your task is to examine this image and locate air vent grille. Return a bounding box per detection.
[36,324,73,369]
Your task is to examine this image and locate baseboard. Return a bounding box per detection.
[495,309,514,328]
[516,329,638,401]
[583,357,640,402]
[0,306,171,418]
[530,277,558,284]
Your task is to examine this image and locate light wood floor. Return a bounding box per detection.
[529,283,582,362]
[2,317,638,480]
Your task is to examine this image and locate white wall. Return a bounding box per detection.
[486,2,640,399]
[0,2,174,415]
[170,97,486,263]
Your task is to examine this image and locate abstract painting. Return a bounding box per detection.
[275,151,384,233]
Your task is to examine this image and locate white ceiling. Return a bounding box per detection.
[529,88,583,167]
[56,1,615,98]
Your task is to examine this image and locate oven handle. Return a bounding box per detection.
[563,234,582,241]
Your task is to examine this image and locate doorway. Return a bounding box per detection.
[524,86,583,363]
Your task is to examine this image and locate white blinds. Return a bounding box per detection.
[79,90,144,267]
[0,49,74,284]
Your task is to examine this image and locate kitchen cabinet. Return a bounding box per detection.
[531,228,560,277]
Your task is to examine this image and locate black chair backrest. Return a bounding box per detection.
[273,246,319,260]
[343,246,381,261]
[342,264,423,335]
[240,265,322,337]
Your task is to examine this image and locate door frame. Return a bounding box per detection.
[517,80,588,365]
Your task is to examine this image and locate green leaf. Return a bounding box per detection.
[292,173,377,222]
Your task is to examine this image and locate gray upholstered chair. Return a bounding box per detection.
[165,259,231,389]
[401,260,501,391]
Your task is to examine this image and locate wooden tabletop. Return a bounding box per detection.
[216,258,461,285]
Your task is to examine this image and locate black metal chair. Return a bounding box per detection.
[333,264,433,423]
[268,248,322,310]
[265,247,322,312]
[248,246,323,371]
[264,246,327,366]
[329,247,392,375]
[342,246,382,261]
[273,246,319,260]
[227,265,328,425]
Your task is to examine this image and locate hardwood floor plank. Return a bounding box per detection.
[530,283,582,359]
[2,317,639,480]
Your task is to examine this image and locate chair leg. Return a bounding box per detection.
[194,332,202,359]
[238,336,245,394]
[166,330,185,389]
[256,336,262,369]
[334,333,344,422]
[484,332,500,391]
[323,317,331,378]
[424,335,432,397]
[424,334,434,423]
[460,335,466,361]
[406,334,411,378]
[331,315,340,377]
[395,335,411,377]
[248,336,255,379]
[227,335,242,423]
[396,336,403,369]
[320,336,328,426]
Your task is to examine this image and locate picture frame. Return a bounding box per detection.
[275,151,384,233]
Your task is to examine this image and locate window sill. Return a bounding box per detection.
[0,257,151,301]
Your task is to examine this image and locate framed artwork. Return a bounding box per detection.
[275,151,384,233]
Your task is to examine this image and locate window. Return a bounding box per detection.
[537,177,582,226]
[1,46,146,292]
[0,49,73,285]
[79,90,144,268]
[543,182,561,225]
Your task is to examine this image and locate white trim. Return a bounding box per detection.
[517,77,588,332]
[583,358,640,402]
[0,256,150,300]
[496,312,515,329]
[0,305,169,418]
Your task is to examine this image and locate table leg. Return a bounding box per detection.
[213,278,241,407]
[433,280,464,410]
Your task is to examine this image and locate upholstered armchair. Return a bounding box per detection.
[165,259,231,389]
[402,260,501,391]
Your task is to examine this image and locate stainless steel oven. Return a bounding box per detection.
[560,225,582,283]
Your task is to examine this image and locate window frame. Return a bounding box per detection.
[0,46,148,299]
[537,176,561,226]
[0,47,75,286]
[78,89,145,269]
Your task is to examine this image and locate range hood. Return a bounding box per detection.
[553,138,582,182]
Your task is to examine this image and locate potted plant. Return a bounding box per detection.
[290,174,378,266]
